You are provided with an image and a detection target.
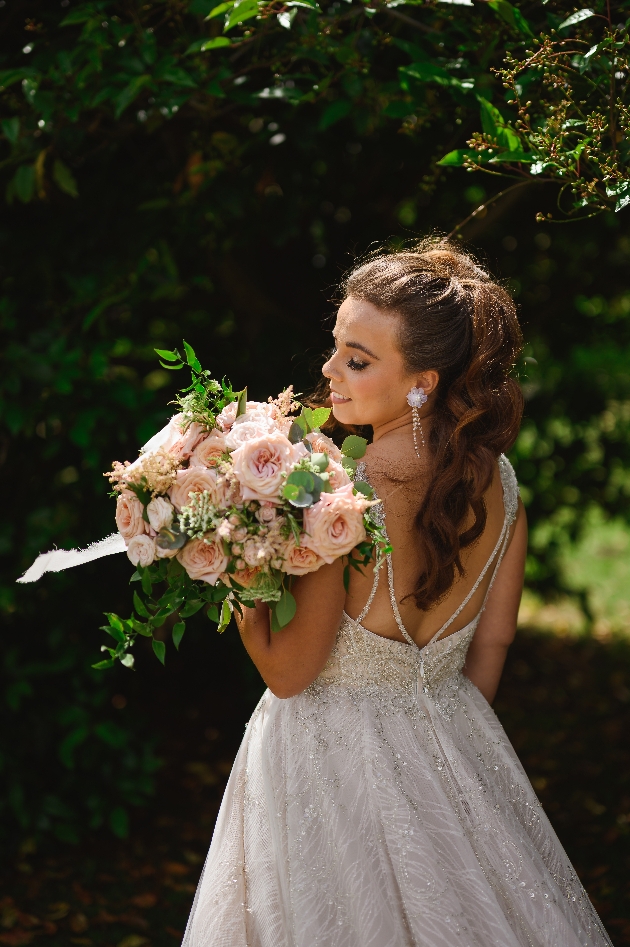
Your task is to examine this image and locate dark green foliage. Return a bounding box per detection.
[0,0,629,845]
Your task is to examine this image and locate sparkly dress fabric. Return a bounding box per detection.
[182,455,612,947]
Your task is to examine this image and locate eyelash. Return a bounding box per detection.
[330,347,369,372]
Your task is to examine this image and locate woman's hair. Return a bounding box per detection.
[312,237,523,611]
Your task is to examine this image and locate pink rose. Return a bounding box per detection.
[116,493,147,540]
[231,432,303,502]
[177,538,228,585]
[282,536,325,576]
[190,431,227,468]
[221,565,262,590]
[303,483,368,563]
[306,431,343,463]
[170,421,208,461]
[326,460,352,491]
[146,496,174,531]
[169,467,220,511]
[126,534,156,567]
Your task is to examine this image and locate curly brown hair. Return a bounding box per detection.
[310,238,524,611]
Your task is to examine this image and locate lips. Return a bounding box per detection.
[330,391,351,404]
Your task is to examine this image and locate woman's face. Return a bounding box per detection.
[321,296,438,429]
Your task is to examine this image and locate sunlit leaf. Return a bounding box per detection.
[341,435,367,459]
[558,8,594,29]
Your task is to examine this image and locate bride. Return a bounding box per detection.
[182,241,613,947]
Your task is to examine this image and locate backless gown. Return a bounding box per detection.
[182,455,613,947]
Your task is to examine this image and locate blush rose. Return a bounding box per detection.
[177,538,228,585]
[282,536,325,576]
[230,432,305,502]
[303,483,368,563]
[116,493,147,540]
[190,431,227,468]
[169,467,220,511]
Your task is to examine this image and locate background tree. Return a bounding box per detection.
[1,0,629,847]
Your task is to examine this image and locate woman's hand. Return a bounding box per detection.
[235,560,346,698]
[463,499,527,704]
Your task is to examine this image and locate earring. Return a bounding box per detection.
[407,387,427,458]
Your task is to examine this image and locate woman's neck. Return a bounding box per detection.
[372,408,432,444]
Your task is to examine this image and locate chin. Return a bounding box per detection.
[332,403,366,427]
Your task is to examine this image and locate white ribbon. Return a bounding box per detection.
[17,532,128,583]
[16,416,184,585]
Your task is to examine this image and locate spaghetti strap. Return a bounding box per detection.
[352,455,519,652]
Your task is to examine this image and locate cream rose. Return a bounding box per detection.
[177,538,228,585]
[116,493,146,540]
[303,483,368,563]
[230,432,303,502]
[282,536,325,576]
[225,414,276,451]
[169,467,220,510]
[217,401,274,433]
[126,534,156,567]
[146,496,174,532]
[190,431,227,468]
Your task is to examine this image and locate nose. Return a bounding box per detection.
[322,351,341,381]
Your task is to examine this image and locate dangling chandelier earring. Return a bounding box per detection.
[407,386,428,459]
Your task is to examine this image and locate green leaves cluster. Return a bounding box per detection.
[1,0,627,223]
[155,339,240,429]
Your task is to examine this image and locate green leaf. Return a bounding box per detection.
[1,117,20,145]
[102,623,126,644]
[438,149,481,167]
[172,621,186,650]
[236,387,248,417]
[52,160,79,198]
[206,0,235,18]
[341,456,357,473]
[186,36,232,54]
[283,484,313,507]
[179,599,205,618]
[217,598,232,633]
[488,150,534,163]
[9,165,36,204]
[159,360,184,370]
[60,4,103,25]
[154,347,180,361]
[92,658,115,670]
[115,75,152,119]
[341,435,367,459]
[270,589,297,631]
[152,639,166,664]
[354,480,374,499]
[133,591,151,618]
[207,603,220,623]
[558,8,594,29]
[318,99,352,131]
[487,0,533,36]
[478,97,520,151]
[105,612,125,634]
[183,339,202,371]
[287,420,305,444]
[310,452,328,472]
[140,568,153,596]
[0,69,37,91]
[224,0,260,31]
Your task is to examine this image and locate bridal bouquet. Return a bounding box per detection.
[97,342,386,669]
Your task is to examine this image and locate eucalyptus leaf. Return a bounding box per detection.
[341,435,367,459]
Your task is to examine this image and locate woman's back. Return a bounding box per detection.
[345,433,515,649]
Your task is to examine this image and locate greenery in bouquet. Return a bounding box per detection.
[98,342,388,669]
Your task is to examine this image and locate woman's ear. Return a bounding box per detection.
[416,370,439,397]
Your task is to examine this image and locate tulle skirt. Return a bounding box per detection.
[182,676,612,947]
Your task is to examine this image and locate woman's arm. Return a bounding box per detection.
[463,499,527,703]
[235,560,346,699]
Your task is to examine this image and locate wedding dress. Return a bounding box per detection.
[182,455,613,947]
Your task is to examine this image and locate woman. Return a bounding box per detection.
[183,241,613,947]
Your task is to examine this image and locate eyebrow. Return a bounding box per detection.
[333,335,379,360]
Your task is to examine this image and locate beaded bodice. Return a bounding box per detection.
[311,455,519,718]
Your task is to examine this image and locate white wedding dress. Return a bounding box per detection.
[182,456,613,947]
